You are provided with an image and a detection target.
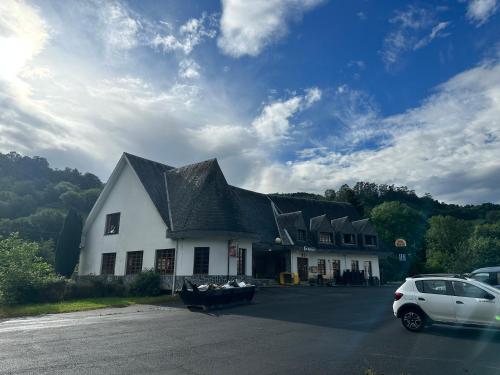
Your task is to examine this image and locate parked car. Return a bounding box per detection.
[393,274,500,332]
[469,267,500,289]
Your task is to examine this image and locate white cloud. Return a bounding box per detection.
[251,88,321,144]
[218,0,324,58]
[466,0,498,25]
[245,59,500,204]
[178,59,201,79]
[151,13,217,55]
[414,21,450,50]
[381,6,450,69]
[102,2,141,50]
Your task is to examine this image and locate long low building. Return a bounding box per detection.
[79,153,388,287]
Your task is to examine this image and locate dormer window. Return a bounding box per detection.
[297,229,306,241]
[105,213,120,235]
[343,233,356,245]
[319,232,333,244]
[364,235,377,246]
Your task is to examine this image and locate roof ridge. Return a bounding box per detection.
[172,158,218,172]
[123,152,175,170]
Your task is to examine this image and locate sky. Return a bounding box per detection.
[0,0,500,204]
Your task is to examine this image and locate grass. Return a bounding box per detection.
[0,294,177,319]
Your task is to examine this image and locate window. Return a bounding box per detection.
[155,249,175,275]
[126,251,143,275]
[319,232,333,244]
[417,280,449,295]
[297,229,306,241]
[364,235,377,246]
[105,213,120,235]
[332,260,340,278]
[343,233,356,245]
[364,261,373,277]
[452,281,494,299]
[237,248,246,275]
[351,260,359,272]
[193,247,209,274]
[101,253,116,275]
[318,259,326,275]
[471,272,491,284]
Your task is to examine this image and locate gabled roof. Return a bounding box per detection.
[124,153,174,226]
[331,216,356,233]
[269,195,359,227]
[352,218,377,235]
[310,214,334,232]
[275,211,306,245]
[276,211,306,231]
[165,158,251,237]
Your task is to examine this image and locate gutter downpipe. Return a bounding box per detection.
[172,239,178,296]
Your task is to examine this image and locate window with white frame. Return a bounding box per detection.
[319,232,333,244]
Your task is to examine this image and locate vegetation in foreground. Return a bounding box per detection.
[0,295,176,319]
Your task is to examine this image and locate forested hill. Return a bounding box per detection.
[0,152,103,261]
[272,183,500,222]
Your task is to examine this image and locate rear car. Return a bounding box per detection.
[469,267,500,289]
[393,275,500,332]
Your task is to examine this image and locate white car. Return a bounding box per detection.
[393,274,500,332]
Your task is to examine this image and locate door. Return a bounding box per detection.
[297,257,308,282]
[416,279,455,322]
[451,280,499,326]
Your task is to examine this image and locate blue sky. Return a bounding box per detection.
[1,0,500,204]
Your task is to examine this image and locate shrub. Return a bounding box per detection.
[0,234,59,304]
[65,278,126,299]
[129,270,161,296]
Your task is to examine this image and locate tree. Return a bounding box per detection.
[371,202,427,280]
[425,216,473,273]
[324,189,336,200]
[335,184,364,215]
[465,223,500,271]
[0,233,56,304]
[371,201,427,251]
[55,209,83,277]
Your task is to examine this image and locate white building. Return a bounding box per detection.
[79,153,387,288]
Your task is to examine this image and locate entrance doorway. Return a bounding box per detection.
[297,257,309,282]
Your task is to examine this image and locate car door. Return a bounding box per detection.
[451,280,499,326]
[416,279,455,322]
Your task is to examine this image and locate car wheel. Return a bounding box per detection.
[401,309,425,332]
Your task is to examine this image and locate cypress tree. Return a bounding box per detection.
[55,209,83,277]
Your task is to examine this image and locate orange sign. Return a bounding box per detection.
[395,239,407,247]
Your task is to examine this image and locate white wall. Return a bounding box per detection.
[291,250,380,280]
[175,238,252,276]
[79,162,176,276]
[79,162,254,277]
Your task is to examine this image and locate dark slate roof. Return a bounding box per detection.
[331,216,356,233]
[269,195,360,226]
[352,218,377,235]
[275,211,306,245]
[165,159,252,237]
[230,186,278,244]
[124,153,174,226]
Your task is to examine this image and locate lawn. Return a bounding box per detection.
[0,294,177,319]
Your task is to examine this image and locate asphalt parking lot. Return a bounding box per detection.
[1,286,500,375]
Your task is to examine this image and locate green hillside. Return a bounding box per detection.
[0,152,103,264]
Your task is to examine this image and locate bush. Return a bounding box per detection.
[65,278,126,299]
[0,234,59,304]
[129,270,161,296]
